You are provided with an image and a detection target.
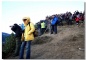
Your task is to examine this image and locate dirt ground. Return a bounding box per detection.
[7,23,85,59]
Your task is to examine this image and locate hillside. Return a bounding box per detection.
[7,23,85,59]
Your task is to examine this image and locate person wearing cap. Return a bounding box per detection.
[19,17,35,59]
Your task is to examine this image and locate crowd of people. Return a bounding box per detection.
[9,10,84,59]
[35,10,85,36]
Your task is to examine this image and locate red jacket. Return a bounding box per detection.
[75,17,79,22]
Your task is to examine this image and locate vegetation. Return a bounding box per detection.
[2,33,16,58]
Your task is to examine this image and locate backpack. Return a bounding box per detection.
[28,22,38,37]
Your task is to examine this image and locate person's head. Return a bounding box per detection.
[49,16,52,20]
[22,17,30,26]
[46,16,49,20]
[10,23,18,32]
[51,15,54,18]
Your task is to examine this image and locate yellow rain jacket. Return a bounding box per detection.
[21,17,35,41]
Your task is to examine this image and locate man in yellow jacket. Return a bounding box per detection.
[19,17,35,59]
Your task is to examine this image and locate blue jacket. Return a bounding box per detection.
[20,23,25,31]
[51,16,58,25]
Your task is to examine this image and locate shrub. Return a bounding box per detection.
[2,33,16,58]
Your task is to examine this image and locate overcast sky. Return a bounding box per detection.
[2,1,84,34]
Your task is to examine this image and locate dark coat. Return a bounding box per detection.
[11,24,22,37]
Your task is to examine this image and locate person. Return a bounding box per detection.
[69,14,73,25]
[19,23,25,32]
[82,13,84,23]
[19,23,25,41]
[46,16,52,34]
[76,10,79,15]
[37,22,41,36]
[10,23,22,56]
[51,15,58,34]
[75,14,80,26]
[79,13,84,23]
[58,15,63,26]
[19,17,35,59]
[65,13,70,25]
[41,21,46,34]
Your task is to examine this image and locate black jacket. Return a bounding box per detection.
[11,24,22,37]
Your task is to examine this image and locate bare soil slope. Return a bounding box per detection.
[8,23,85,59]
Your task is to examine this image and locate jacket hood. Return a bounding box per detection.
[23,17,30,22]
[23,17,30,26]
